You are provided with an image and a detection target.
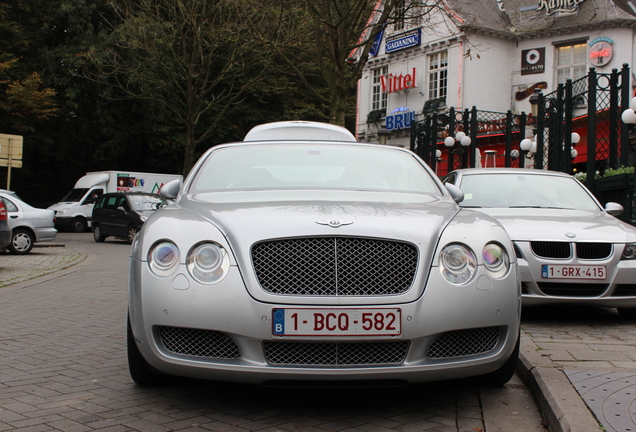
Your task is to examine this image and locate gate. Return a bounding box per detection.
[410,64,632,189]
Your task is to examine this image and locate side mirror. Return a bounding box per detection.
[605,202,624,216]
[160,179,181,200]
[445,183,464,204]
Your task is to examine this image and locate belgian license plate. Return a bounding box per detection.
[541,264,607,280]
[272,308,401,336]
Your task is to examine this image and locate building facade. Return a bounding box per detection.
[356,0,636,150]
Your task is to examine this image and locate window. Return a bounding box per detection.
[428,51,448,100]
[372,66,388,111]
[556,43,587,84]
[394,0,406,31]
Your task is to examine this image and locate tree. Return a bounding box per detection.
[263,0,446,127]
[89,0,275,174]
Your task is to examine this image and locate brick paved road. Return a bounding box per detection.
[0,233,545,432]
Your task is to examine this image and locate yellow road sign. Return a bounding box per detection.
[0,134,23,159]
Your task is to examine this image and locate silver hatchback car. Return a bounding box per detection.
[0,190,57,254]
[445,168,636,318]
[127,122,521,387]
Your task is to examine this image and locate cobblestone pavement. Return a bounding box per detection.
[521,306,636,432]
[0,244,86,288]
[0,234,546,431]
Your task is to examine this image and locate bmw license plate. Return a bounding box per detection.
[272,308,401,336]
[541,264,606,280]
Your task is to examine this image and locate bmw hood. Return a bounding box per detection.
[474,207,636,242]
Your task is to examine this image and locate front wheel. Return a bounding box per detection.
[8,229,34,254]
[476,335,520,386]
[92,224,106,242]
[127,225,138,244]
[127,315,165,385]
[71,217,87,233]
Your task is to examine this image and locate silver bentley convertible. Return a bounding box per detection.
[445,168,636,318]
[127,121,521,387]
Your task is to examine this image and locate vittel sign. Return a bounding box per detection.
[380,68,418,93]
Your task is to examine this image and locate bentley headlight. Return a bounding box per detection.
[622,243,636,260]
[440,243,477,285]
[482,243,510,278]
[187,242,230,284]
[148,241,180,277]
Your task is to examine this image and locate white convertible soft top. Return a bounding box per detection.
[243,121,356,142]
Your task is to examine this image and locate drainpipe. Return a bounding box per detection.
[457,41,464,110]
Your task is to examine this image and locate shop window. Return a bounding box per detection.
[372,66,389,111]
[556,43,587,84]
[428,51,448,100]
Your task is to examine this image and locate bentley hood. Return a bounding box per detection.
[178,190,459,250]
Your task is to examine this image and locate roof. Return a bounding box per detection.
[243,121,356,142]
[446,0,636,39]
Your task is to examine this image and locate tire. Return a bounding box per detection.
[618,307,636,320]
[127,315,165,385]
[92,224,106,242]
[8,229,34,255]
[476,335,520,386]
[127,225,138,244]
[71,217,87,233]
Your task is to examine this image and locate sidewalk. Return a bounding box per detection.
[1,242,634,432]
[0,243,86,288]
[519,307,636,432]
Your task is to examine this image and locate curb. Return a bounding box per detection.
[517,351,602,432]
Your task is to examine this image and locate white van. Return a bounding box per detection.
[49,171,182,232]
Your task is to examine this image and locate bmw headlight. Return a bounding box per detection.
[148,241,180,277]
[440,243,477,285]
[482,243,510,278]
[622,243,636,260]
[187,242,230,284]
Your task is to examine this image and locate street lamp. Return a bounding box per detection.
[622,97,636,125]
[519,138,534,168]
[444,132,472,171]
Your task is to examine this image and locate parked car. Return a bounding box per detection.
[444,168,636,318]
[92,192,166,244]
[0,201,11,250]
[0,189,57,254]
[127,121,521,387]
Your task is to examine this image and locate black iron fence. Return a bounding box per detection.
[410,64,636,223]
[411,65,631,181]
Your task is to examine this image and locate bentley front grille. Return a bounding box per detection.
[252,237,418,296]
[427,327,501,359]
[158,326,241,359]
[263,341,410,366]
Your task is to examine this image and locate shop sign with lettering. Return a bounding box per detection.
[521,48,545,75]
[386,111,415,131]
[380,68,418,93]
[537,0,586,15]
[385,29,421,53]
[589,37,613,67]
